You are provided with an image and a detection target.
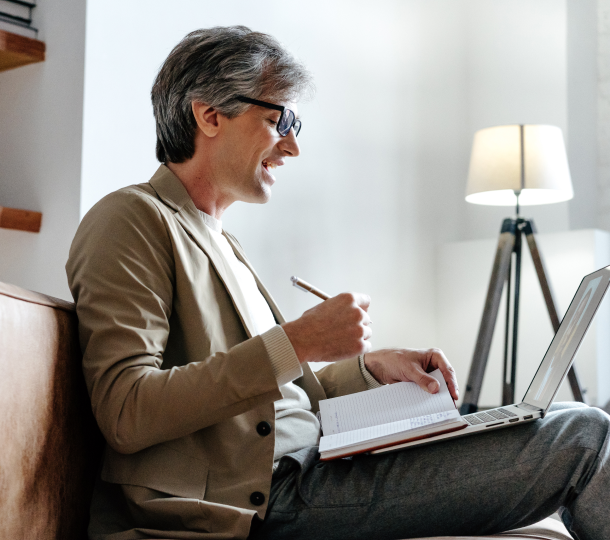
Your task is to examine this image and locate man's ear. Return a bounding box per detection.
[192,101,220,138]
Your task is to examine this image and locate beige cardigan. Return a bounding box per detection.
[66,165,369,539]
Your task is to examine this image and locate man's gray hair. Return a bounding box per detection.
[152,26,314,164]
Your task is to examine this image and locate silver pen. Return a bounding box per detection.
[290,276,372,324]
[290,276,330,300]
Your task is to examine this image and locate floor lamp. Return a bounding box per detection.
[459,124,587,414]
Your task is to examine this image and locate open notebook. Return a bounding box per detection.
[318,369,468,460]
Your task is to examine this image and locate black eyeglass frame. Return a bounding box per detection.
[236,96,302,137]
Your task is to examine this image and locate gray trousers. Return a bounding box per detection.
[249,403,610,540]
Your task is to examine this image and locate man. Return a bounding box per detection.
[67,26,610,540]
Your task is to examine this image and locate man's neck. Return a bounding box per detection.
[166,160,233,220]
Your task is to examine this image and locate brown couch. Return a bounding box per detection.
[0,281,573,540]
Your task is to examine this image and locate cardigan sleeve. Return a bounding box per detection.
[66,188,283,455]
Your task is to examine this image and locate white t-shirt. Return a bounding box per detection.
[200,211,321,463]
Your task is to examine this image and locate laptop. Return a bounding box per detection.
[372,265,610,455]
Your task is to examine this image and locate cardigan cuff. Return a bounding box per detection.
[261,325,303,387]
[359,354,383,389]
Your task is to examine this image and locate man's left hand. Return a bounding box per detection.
[364,348,459,401]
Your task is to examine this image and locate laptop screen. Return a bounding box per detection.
[523,266,610,411]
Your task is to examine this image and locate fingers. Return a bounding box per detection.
[337,291,373,341]
[361,322,373,340]
[400,349,458,399]
[354,292,371,312]
[343,293,372,357]
[334,316,372,359]
[427,348,459,401]
[361,339,373,354]
[354,314,373,354]
[409,363,441,394]
[336,292,371,312]
[282,291,373,364]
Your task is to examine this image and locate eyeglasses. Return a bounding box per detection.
[236,96,302,137]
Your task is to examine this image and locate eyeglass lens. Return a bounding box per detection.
[278,109,301,137]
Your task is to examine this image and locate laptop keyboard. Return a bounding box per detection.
[463,407,517,426]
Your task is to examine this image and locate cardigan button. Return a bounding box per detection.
[250,491,265,506]
[256,421,272,436]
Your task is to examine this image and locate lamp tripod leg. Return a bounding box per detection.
[460,218,516,414]
[523,219,587,403]
[502,252,513,406]
[503,223,523,406]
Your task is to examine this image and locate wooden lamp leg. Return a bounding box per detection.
[523,219,587,403]
[460,219,516,414]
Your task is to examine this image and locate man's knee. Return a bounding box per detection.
[548,401,588,413]
[578,406,610,436]
[551,405,610,451]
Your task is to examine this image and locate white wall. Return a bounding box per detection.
[598,0,610,230]
[567,0,598,230]
[0,0,86,300]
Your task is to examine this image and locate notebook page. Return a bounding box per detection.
[320,369,455,435]
[319,410,461,452]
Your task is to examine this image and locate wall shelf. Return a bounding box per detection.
[0,29,45,72]
[0,206,42,232]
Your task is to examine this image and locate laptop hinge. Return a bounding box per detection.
[516,402,542,412]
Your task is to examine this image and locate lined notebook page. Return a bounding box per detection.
[318,410,460,453]
[319,369,455,435]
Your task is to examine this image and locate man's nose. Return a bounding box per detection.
[278,128,300,157]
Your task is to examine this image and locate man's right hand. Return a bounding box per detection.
[281,292,372,363]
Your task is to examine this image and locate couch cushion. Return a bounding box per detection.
[0,281,104,540]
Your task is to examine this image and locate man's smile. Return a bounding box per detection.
[262,159,281,171]
[261,159,284,184]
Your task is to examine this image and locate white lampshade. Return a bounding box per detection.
[465,124,573,206]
